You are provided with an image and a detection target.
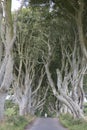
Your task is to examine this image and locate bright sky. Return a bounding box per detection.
[12,0,21,11]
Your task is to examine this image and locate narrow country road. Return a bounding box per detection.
[25,118,68,130]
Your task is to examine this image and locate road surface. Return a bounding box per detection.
[25,118,68,130]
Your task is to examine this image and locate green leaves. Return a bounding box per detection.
[30,0,49,5]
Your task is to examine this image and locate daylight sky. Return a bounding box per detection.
[12,0,21,11]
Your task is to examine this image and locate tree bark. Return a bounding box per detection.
[0,0,15,120]
[76,1,87,59]
[0,92,7,120]
[45,63,84,119]
[19,97,29,116]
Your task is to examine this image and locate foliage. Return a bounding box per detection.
[5,100,19,117]
[13,1,87,118]
[84,103,87,116]
[5,108,16,117]
[1,0,87,119]
[83,75,87,94]
[7,116,28,126]
[0,115,35,130]
[59,114,87,130]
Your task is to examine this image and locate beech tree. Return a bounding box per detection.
[53,0,87,58]
[12,8,49,116]
[0,0,15,120]
[0,0,87,120]
[44,43,85,118]
[0,0,25,121]
[31,5,86,118]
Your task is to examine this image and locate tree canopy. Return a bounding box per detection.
[0,0,87,120]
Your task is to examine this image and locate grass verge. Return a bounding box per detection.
[0,115,35,130]
[59,114,87,130]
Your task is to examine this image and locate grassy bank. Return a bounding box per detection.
[0,115,35,130]
[59,114,87,130]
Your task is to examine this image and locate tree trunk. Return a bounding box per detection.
[0,55,13,120]
[19,97,29,116]
[45,63,84,119]
[19,94,32,116]
[14,79,33,116]
[0,92,7,120]
[76,1,87,59]
[0,0,15,121]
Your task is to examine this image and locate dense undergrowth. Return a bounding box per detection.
[3,94,36,130]
[0,115,35,130]
[0,100,35,130]
[59,114,87,130]
[1,100,87,130]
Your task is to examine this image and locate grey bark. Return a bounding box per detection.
[45,62,84,119]
[14,67,45,116]
[0,0,17,120]
[76,1,87,59]
[0,92,7,120]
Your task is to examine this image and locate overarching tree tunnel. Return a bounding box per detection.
[0,0,87,121]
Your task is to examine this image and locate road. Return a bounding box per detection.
[25,118,68,130]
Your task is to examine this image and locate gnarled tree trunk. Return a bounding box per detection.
[0,0,16,120]
[45,63,84,119]
[76,0,87,59]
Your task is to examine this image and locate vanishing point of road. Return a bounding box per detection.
[25,118,68,130]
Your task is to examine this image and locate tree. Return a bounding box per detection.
[13,8,48,115]
[53,0,87,59]
[0,0,25,121]
[0,0,15,120]
[31,5,86,118]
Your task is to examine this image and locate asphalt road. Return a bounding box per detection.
[25,118,68,130]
